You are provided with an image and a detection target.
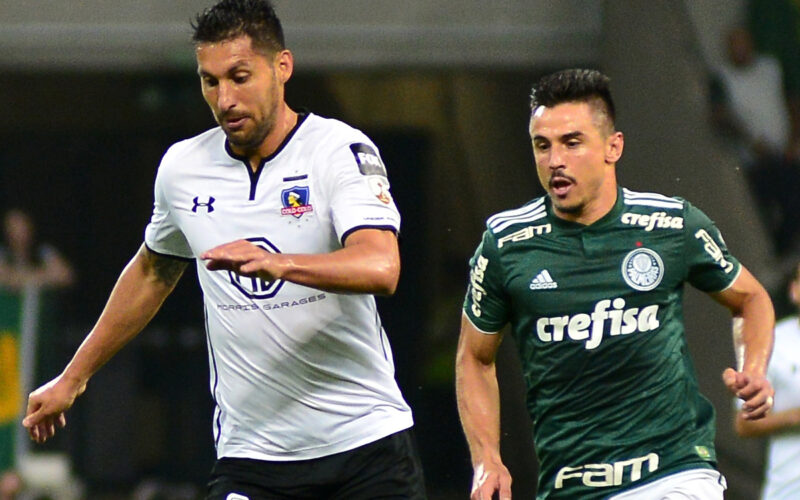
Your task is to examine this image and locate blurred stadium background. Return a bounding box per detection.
[0,1,790,498]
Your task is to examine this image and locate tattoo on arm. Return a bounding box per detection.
[139,245,188,287]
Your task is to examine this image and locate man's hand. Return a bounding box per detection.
[22,376,86,443]
[471,460,512,500]
[722,367,774,420]
[201,240,281,281]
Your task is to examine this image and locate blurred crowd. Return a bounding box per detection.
[709,0,800,260]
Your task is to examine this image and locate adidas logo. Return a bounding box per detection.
[530,270,558,290]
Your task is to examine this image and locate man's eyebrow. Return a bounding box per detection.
[533,131,584,142]
[560,131,584,141]
[197,61,250,77]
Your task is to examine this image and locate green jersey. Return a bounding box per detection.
[463,187,740,499]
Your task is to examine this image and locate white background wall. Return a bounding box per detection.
[0,0,601,69]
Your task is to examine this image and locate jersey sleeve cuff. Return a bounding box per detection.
[144,243,195,262]
[340,224,399,246]
[711,264,742,293]
[463,311,502,335]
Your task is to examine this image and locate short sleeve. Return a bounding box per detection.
[462,229,510,333]
[327,140,401,244]
[144,154,193,259]
[684,202,741,292]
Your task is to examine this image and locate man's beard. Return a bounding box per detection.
[553,200,583,214]
[224,114,275,153]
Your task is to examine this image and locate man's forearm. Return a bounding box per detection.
[456,356,502,466]
[202,229,400,296]
[736,289,775,377]
[736,407,800,438]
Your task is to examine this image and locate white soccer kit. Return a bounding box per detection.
[144,112,414,461]
[761,316,800,500]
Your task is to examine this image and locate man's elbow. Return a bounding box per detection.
[373,257,400,296]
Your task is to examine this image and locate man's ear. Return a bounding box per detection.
[275,49,294,84]
[605,131,624,164]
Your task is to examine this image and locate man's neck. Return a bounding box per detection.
[241,104,298,172]
[554,182,619,226]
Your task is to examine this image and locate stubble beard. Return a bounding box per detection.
[552,198,583,216]
[223,106,277,155]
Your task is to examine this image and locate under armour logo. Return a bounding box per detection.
[192,196,215,213]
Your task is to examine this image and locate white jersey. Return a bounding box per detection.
[144,112,413,461]
[761,316,800,500]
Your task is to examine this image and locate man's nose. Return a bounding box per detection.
[217,82,236,111]
[548,146,565,169]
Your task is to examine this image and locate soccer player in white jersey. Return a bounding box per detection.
[734,262,800,500]
[22,1,426,498]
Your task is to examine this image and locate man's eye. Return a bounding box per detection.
[233,74,249,84]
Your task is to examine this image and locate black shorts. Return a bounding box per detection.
[206,429,427,500]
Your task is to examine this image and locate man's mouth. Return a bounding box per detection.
[223,114,248,130]
[549,176,574,197]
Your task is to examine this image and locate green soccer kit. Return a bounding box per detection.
[463,187,741,499]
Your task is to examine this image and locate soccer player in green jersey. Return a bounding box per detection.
[456,68,776,499]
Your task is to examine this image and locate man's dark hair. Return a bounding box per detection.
[192,0,285,54]
[530,69,616,129]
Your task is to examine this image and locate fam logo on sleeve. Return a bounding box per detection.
[349,143,393,204]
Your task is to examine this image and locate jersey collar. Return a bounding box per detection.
[546,186,624,231]
[223,110,310,201]
[223,110,310,166]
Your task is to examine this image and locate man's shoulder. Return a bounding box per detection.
[484,196,549,236]
[162,127,225,167]
[620,188,685,213]
[299,113,371,147]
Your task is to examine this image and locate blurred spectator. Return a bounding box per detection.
[747,0,800,157]
[733,262,800,500]
[710,26,800,256]
[0,209,74,291]
[0,209,74,499]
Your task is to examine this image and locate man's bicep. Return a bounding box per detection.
[709,265,765,315]
[457,313,504,366]
[139,244,189,288]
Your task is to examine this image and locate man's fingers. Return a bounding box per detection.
[201,240,261,261]
[470,465,511,500]
[499,473,512,500]
[37,424,49,443]
[22,404,44,429]
[31,422,47,443]
[721,367,747,394]
[473,483,498,500]
[721,367,736,387]
[737,376,771,402]
[742,391,774,419]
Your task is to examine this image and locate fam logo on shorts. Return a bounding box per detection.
[227,237,284,299]
[622,248,664,291]
[280,186,313,218]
